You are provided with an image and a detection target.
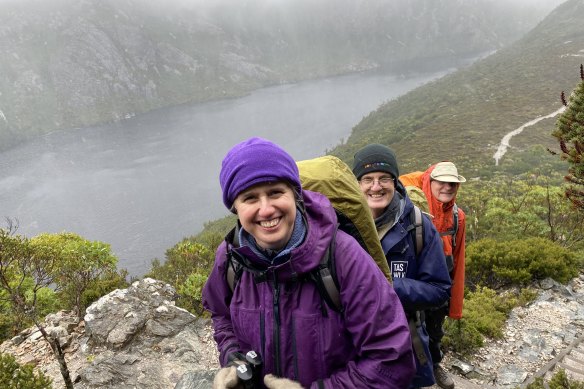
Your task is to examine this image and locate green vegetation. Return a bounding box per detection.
[553,64,584,210]
[526,369,584,389]
[439,173,583,355]
[0,227,128,342]
[458,176,584,251]
[0,226,128,388]
[29,232,127,318]
[145,230,223,316]
[0,352,52,389]
[444,287,537,355]
[466,238,580,288]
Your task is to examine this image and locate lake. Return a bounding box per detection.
[0,67,457,276]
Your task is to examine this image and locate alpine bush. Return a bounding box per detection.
[0,352,52,389]
[466,237,581,289]
[146,238,217,314]
[526,369,584,389]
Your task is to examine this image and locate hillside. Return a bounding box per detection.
[331,0,584,179]
[0,0,561,151]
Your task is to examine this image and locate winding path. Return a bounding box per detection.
[492,107,566,165]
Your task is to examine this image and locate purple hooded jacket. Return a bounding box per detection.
[203,190,415,388]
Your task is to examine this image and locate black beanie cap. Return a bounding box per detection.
[352,143,399,180]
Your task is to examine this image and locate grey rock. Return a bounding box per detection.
[496,364,528,386]
[450,357,475,375]
[174,370,217,389]
[538,278,556,290]
[72,278,218,389]
[11,335,24,345]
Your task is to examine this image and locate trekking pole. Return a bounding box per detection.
[228,351,262,389]
[245,350,262,389]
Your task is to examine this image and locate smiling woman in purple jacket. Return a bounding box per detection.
[203,137,415,389]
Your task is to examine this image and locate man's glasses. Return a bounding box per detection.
[359,177,394,187]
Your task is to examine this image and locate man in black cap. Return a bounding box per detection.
[353,144,452,389]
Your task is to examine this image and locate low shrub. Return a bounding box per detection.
[0,352,52,389]
[443,286,537,356]
[146,238,216,315]
[526,369,584,389]
[466,237,581,289]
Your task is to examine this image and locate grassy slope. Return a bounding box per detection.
[330,0,584,180]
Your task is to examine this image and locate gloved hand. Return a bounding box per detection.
[213,366,241,389]
[264,374,304,389]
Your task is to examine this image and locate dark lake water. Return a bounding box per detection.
[0,68,455,276]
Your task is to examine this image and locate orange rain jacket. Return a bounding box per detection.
[400,165,466,319]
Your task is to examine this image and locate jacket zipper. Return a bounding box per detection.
[260,313,265,365]
[272,273,281,376]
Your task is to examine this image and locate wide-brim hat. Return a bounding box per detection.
[430,161,466,183]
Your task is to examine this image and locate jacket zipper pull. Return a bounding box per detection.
[272,274,280,326]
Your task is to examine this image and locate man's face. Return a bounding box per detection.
[430,180,459,203]
[358,172,395,218]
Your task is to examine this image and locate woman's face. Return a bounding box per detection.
[233,181,297,250]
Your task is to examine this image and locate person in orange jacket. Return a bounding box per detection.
[400,161,466,389]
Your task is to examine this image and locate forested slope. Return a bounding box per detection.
[331,0,584,179]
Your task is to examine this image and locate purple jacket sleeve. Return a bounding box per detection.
[314,231,416,389]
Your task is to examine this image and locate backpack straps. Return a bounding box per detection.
[225,225,343,314]
[408,312,429,366]
[407,205,424,257]
[225,227,241,293]
[225,226,265,292]
[309,227,342,314]
[452,203,459,249]
[439,203,459,250]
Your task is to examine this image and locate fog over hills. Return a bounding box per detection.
[0,0,563,151]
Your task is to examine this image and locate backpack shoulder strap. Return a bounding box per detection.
[452,203,459,249]
[226,225,343,314]
[225,226,242,292]
[309,227,342,313]
[439,203,459,250]
[408,205,424,257]
[225,226,262,292]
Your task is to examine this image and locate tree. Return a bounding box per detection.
[553,64,584,210]
[459,177,584,249]
[0,223,74,389]
[29,232,125,318]
[0,224,128,389]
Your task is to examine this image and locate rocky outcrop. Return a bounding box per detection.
[0,278,219,389]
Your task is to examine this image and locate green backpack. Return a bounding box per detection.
[297,155,392,283]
